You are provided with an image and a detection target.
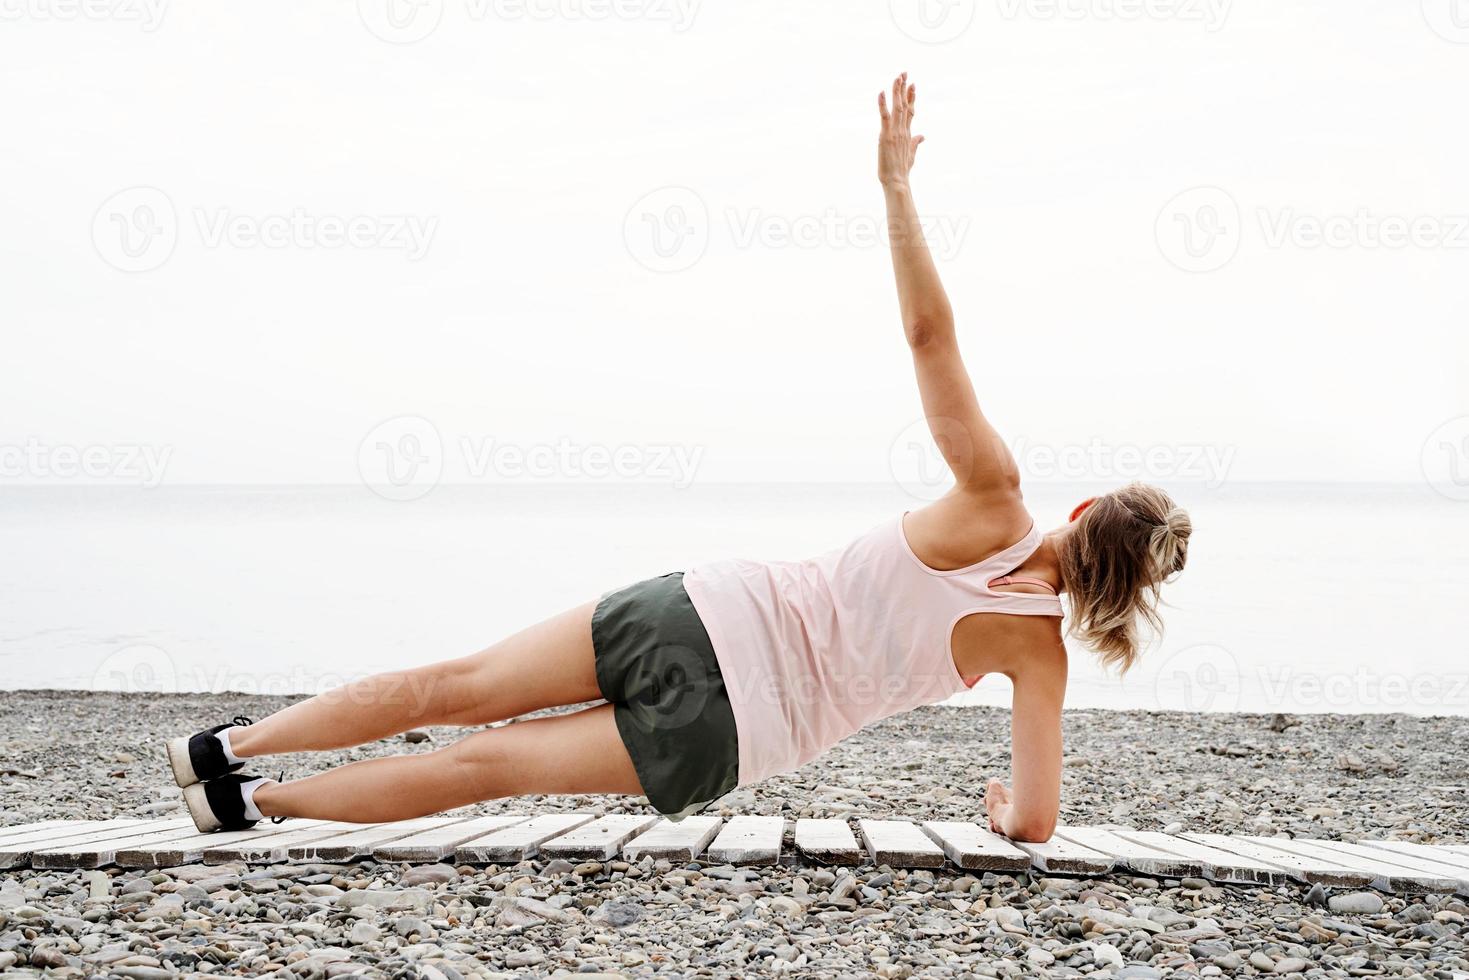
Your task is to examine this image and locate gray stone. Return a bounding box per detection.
[1328,892,1385,915]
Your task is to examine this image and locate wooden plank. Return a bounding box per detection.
[30,818,199,870]
[1279,838,1467,894]
[455,813,597,863]
[373,814,530,863]
[539,814,660,861]
[0,819,151,861]
[1009,834,1114,875]
[707,815,785,866]
[794,818,862,866]
[859,819,946,869]
[623,816,723,862]
[289,817,467,862]
[921,821,1030,872]
[203,822,380,864]
[0,820,87,845]
[1183,833,1373,888]
[1442,844,1469,857]
[1357,840,1469,877]
[1245,840,1463,893]
[116,820,332,868]
[1055,827,1207,879]
[1116,831,1298,886]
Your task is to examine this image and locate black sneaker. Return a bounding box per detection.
[182,773,264,833]
[166,716,253,788]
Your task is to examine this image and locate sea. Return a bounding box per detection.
[1,482,1464,717]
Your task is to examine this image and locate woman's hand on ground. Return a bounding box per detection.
[877,72,924,189]
[984,777,1013,834]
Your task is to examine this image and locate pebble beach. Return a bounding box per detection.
[1,691,1467,978]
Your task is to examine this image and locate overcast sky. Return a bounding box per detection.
[2,0,1466,488]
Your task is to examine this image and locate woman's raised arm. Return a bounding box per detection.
[879,73,1018,496]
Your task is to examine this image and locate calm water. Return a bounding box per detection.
[1,483,1465,716]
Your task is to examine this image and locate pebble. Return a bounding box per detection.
[400,863,458,886]
[1,693,1466,978]
[1328,891,1385,915]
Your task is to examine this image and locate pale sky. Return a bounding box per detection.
[2,0,1466,488]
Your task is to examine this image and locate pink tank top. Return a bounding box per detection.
[682,514,1063,786]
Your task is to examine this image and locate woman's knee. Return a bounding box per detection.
[439,730,513,799]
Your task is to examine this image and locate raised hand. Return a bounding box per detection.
[877,72,925,189]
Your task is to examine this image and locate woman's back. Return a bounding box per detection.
[682,502,1063,785]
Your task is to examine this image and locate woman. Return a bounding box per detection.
[169,75,1190,842]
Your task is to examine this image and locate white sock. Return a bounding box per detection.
[217,726,244,766]
[239,777,270,823]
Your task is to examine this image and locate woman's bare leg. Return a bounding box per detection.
[251,703,640,821]
[227,601,602,759]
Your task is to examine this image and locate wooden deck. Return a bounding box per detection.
[2,814,1467,896]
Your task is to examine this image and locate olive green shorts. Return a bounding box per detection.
[592,572,739,819]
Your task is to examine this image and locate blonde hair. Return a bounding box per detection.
[1058,482,1191,673]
